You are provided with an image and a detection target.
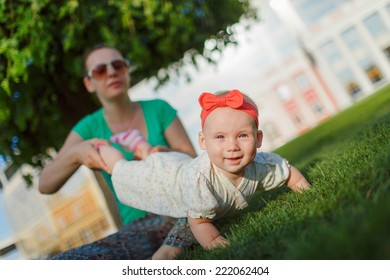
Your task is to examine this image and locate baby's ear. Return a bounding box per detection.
[198,131,206,150]
[256,130,263,148]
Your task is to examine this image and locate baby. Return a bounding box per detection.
[99,89,311,257]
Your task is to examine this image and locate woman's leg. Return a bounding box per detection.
[50,213,176,260]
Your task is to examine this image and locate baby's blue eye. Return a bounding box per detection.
[216,135,224,139]
[239,133,248,138]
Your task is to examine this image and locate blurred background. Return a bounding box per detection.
[1,0,390,259]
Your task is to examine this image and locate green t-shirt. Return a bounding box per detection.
[72,99,177,225]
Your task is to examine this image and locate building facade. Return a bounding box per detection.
[249,0,390,151]
[0,163,117,259]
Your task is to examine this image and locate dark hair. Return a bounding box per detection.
[82,43,119,71]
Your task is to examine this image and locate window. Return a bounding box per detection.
[358,57,383,84]
[319,40,342,65]
[302,90,317,102]
[276,84,292,102]
[340,28,383,85]
[363,13,388,39]
[338,68,362,97]
[384,46,390,62]
[57,215,68,230]
[341,27,364,51]
[294,74,310,91]
[365,64,383,83]
[80,229,94,243]
[293,0,349,25]
[71,202,83,219]
[291,112,304,126]
[311,101,325,116]
[346,82,361,96]
[57,211,73,230]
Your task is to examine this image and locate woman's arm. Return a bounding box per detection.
[188,217,230,250]
[39,131,109,194]
[162,117,197,157]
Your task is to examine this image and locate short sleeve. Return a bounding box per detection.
[142,99,177,130]
[72,109,106,140]
[255,152,291,191]
[141,99,177,147]
[182,168,219,219]
[72,114,94,140]
[154,99,177,131]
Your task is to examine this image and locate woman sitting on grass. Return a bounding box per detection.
[98,89,311,258]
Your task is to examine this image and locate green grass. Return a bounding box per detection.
[181,84,390,260]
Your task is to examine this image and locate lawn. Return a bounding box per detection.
[181,84,390,260]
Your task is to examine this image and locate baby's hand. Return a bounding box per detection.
[287,166,311,193]
[208,235,230,250]
[133,142,153,160]
[149,145,170,154]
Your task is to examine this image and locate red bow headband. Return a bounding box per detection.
[198,89,258,128]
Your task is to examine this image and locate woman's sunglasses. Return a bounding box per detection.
[87,59,130,80]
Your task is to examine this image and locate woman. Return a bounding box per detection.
[39,44,197,259]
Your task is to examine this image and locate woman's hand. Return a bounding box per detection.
[72,138,110,172]
[39,134,110,194]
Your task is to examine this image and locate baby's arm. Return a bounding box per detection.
[134,141,152,160]
[188,217,230,250]
[286,165,311,192]
[98,145,125,174]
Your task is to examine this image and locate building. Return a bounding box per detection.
[0,162,117,259]
[255,0,390,150]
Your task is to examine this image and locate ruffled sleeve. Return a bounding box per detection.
[254,152,291,191]
[181,159,219,219]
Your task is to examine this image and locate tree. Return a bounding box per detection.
[0,0,257,169]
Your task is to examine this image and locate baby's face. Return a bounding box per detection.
[199,107,262,180]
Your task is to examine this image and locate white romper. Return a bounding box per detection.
[111,151,290,220]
